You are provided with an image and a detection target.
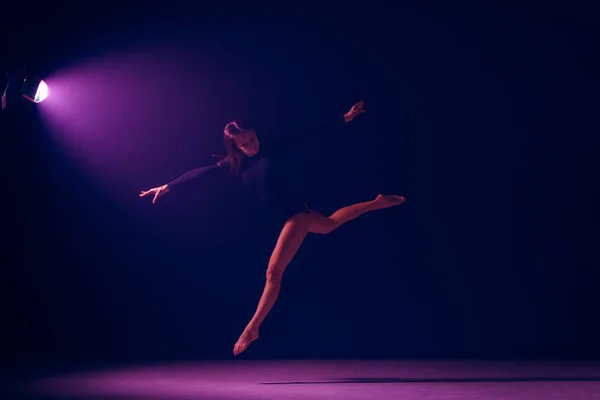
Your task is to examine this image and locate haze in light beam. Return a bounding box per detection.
[38,45,243,205]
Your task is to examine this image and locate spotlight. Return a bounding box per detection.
[0,70,50,112]
[21,75,49,103]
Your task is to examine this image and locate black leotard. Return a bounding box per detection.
[166,115,346,224]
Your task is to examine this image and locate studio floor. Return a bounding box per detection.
[5,359,600,399]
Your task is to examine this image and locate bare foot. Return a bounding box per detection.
[374,194,406,209]
[233,327,259,356]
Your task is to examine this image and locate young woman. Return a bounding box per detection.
[140,101,405,355]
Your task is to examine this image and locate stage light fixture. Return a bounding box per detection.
[21,75,49,103]
[1,70,50,112]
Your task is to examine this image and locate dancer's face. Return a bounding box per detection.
[234,129,260,156]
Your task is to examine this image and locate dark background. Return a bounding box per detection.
[1,2,598,369]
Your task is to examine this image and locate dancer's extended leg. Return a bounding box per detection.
[308,194,405,234]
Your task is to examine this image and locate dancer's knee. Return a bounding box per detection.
[266,266,284,284]
[266,213,309,282]
[307,211,338,234]
[323,217,340,234]
[317,218,338,234]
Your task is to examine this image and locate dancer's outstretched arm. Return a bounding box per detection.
[139,160,229,203]
[262,100,367,147]
[307,100,367,131]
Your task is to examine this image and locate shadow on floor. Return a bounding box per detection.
[261,376,600,384]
